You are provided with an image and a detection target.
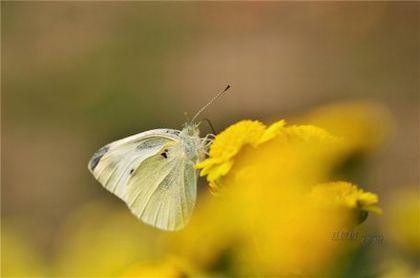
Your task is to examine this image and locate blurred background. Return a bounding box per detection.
[2,2,419,277]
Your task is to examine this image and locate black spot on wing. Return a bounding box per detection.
[89,146,109,171]
[165,129,180,135]
[161,149,169,159]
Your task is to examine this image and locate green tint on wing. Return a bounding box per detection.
[88,130,179,201]
[125,153,197,231]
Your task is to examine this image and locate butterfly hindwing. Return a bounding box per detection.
[125,146,197,231]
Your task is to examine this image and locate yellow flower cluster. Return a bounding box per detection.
[197,120,379,211]
[169,119,382,276]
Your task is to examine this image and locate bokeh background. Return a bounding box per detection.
[2,2,419,277]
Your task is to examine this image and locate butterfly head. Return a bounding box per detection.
[179,122,206,162]
[181,122,200,137]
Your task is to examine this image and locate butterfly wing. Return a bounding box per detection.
[88,129,180,201]
[125,152,197,231]
[88,128,197,231]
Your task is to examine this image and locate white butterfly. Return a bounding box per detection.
[88,85,230,231]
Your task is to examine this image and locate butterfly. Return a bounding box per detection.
[88,85,230,231]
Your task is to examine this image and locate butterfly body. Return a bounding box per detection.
[88,123,209,231]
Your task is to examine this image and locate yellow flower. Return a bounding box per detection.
[196,120,285,189]
[295,101,393,153]
[309,182,382,214]
[196,119,342,190]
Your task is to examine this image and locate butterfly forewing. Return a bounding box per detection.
[88,128,199,231]
[88,129,179,200]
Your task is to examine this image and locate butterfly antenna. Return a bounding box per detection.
[191,84,231,123]
[200,118,217,134]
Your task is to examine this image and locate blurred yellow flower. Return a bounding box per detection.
[380,257,420,278]
[120,257,196,278]
[310,182,382,214]
[384,187,420,256]
[295,101,393,153]
[54,200,164,277]
[1,224,48,277]
[174,119,381,276]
